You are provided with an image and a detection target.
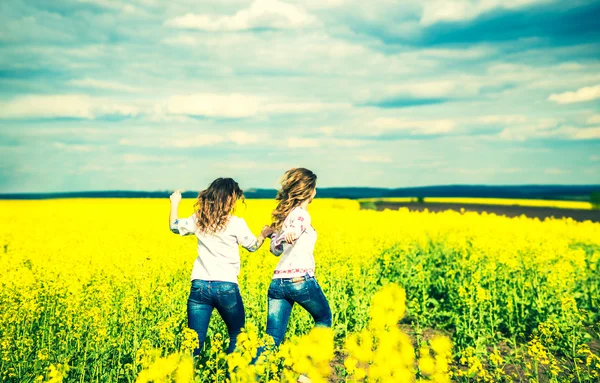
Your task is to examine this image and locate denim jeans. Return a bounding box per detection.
[187,279,245,355]
[266,275,332,347]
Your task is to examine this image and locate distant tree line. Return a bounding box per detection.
[1,185,599,202]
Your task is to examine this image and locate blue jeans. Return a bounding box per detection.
[187,279,245,355]
[266,275,332,347]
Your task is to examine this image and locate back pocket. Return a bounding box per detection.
[287,281,311,304]
[188,280,204,303]
[217,284,239,310]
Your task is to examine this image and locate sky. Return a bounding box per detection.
[1,0,599,193]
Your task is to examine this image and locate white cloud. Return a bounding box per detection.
[359,155,392,163]
[161,34,199,46]
[122,154,155,164]
[415,161,447,169]
[0,95,94,119]
[228,131,259,145]
[164,94,348,118]
[475,115,527,124]
[369,118,456,135]
[548,84,600,104]
[263,102,351,114]
[165,0,317,31]
[557,62,584,71]
[443,167,524,175]
[78,0,137,13]
[318,126,336,136]
[418,46,495,59]
[164,134,227,148]
[0,94,139,119]
[299,0,345,10]
[496,118,561,141]
[119,130,267,149]
[292,133,368,148]
[122,154,182,164]
[287,137,320,148]
[97,103,140,116]
[69,78,141,93]
[329,138,367,148]
[499,120,600,141]
[78,164,108,173]
[587,114,600,125]
[119,134,226,148]
[366,80,481,103]
[53,142,96,152]
[161,27,422,79]
[420,0,549,26]
[215,161,261,171]
[384,80,468,98]
[545,168,566,175]
[568,127,600,140]
[167,93,260,118]
[213,161,290,172]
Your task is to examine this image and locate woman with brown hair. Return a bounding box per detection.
[169,178,272,356]
[265,168,332,347]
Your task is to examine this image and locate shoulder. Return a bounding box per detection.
[290,207,310,221]
[228,215,247,228]
[180,214,197,224]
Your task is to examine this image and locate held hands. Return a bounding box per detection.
[261,225,274,238]
[258,225,296,244]
[170,190,182,204]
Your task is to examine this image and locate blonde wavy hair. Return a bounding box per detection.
[194,178,244,234]
[271,168,317,231]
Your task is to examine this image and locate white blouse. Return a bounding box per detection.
[270,207,317,279]
[171,215,258,284]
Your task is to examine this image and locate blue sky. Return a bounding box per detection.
[1,0,599,193]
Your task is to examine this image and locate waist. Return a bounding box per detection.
[191,279,238,286]
[191,262,239,283]
[272,273,314,282]
[273,267,314,278]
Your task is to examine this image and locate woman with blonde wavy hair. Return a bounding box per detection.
[169,178,272,356]
[264,168,332,348]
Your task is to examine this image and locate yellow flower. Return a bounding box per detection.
[2,198,599,382]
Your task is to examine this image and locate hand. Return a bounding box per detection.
[261,225,274,238]
[170,190,182,204]
[285,232,297,244]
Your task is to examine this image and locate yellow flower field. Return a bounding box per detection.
[1,199,599,382]
[360,197,593,210]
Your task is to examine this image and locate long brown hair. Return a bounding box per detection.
[194,178,243,234]
[271,168,317,231]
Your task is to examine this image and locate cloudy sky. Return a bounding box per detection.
[1,0,599,193]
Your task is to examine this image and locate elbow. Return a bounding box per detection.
[244,239,261,252]
[170,219,180,234]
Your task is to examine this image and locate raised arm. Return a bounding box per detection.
[169,191,197,236]
[169,191,182,233]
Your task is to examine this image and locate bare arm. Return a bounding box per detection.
[169,191,182,233]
